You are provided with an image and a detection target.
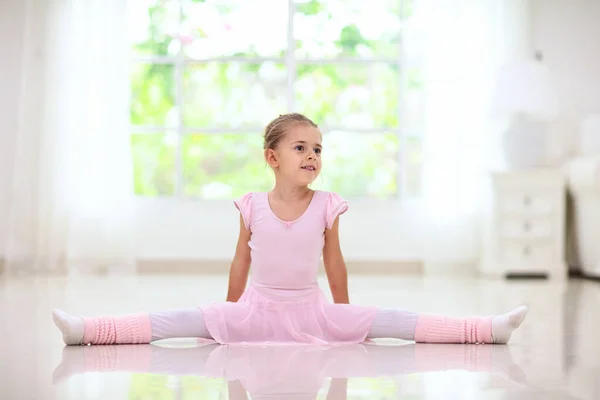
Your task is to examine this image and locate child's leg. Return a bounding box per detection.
[149,308,211,341]
[53,307,212,346]
[366,306,528,344]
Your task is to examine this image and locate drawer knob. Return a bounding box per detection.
[523,196,532,206]
[523,221,531,232]
[523,246,531,256]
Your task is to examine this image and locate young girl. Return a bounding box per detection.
[53,113,528,347]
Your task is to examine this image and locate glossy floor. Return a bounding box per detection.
[1,274,598,399]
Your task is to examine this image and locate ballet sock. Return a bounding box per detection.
[53,309,85,345]
[53,309,152,345]
[491,306,529,344]
[366,308,419,340]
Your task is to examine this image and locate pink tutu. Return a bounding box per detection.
[200,283,377,345]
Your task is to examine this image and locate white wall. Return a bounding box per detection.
[0,0,428,265]
[0,0,25,257]
[2,1,599,265]
[0,0,435,265]
[135,198,430,261]
[530,0,600,163]
[136,0,600,263]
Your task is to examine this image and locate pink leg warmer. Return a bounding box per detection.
[414,314,492,344]
[82,314,152,345]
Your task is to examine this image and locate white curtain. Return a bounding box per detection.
[409,0,532,269]
[5,0,136,275]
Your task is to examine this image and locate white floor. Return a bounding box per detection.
[1,274,598,399]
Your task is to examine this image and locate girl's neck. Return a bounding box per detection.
[271,183,312,202]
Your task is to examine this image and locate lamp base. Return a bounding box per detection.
[502,116,547,169]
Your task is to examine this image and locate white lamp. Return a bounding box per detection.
[492,52,559,169]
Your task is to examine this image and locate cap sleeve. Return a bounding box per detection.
[233,192,253,230]
[325,192,348,230]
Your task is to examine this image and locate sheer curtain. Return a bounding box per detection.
[5,0,136,275]
[411,0,532,271]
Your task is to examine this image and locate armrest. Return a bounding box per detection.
[567,156,600,193]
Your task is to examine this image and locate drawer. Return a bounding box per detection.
[499,241,554,265]
[499,216,553,239]
[498,191,554,214]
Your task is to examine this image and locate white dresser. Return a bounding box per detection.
[480,168,567,280]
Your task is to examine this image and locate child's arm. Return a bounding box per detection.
[226,215,252,302]
[323,216,350,304]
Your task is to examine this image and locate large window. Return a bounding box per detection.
[129,0,423,200]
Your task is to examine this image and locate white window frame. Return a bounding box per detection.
[130,0,420,203]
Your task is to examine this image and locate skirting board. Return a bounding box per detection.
[0,258,508,277]
[569,269,600,282]
[136,259,424,275]
[0,258,423,275]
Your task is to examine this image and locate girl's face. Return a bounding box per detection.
[266,124,322,187]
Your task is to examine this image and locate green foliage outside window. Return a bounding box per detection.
[129,0,422,199]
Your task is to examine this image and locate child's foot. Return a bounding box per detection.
[53,309,84,345]
[491,306,528,344]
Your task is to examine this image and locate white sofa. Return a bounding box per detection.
[566,156,600,278]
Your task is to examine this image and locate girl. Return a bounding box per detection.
[53,113,528,347]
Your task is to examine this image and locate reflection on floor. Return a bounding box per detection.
[1,274,599,399]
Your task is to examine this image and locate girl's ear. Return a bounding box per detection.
[265,148,279,168]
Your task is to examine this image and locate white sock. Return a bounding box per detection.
[53,309,85,346]
[491,306,528,344]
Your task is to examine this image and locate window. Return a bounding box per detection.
[129,0,423,200]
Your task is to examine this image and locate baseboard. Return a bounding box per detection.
[0,257,423,276]
[505,272,549,280]
[423,261,478,276]
[136,259,424,275]
[569,269,600,282]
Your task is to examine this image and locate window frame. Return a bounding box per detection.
[130,0,420,201]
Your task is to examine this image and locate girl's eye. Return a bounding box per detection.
[295,145,304,151]
[314,148,321,154]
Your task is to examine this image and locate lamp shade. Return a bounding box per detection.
[491,59,559,120]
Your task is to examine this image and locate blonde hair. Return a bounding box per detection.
[263,113,318,150]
